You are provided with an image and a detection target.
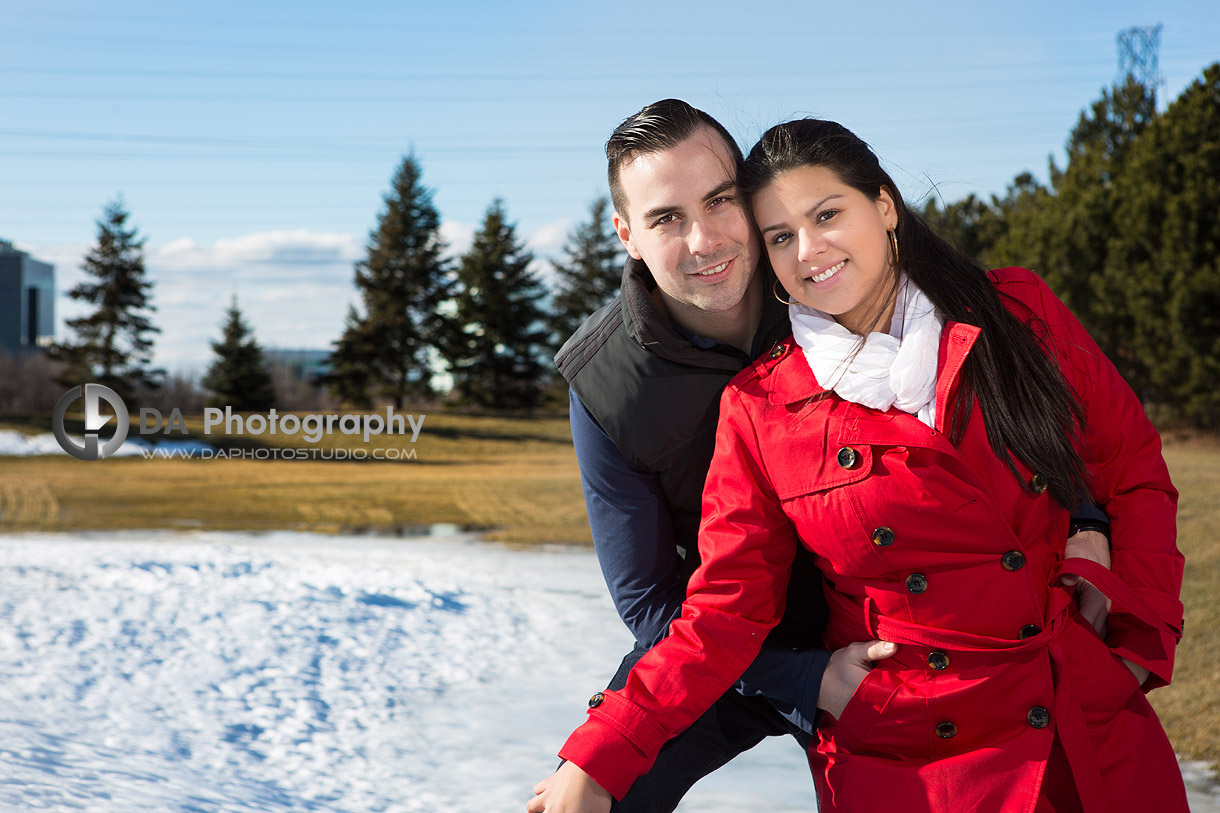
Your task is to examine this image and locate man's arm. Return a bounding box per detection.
[569,389,686,649]
[574,388,834,733]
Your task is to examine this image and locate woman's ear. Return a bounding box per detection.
[876,186,899,231]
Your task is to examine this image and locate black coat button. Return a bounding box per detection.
[1001,550,1026,571]
[906,573,928,594]
[1019,624,1041,640]
[1029,473,1048,494]
[928,651,950,670]
[1027,706,1050,729]
[872,526,895,547]
[936,721,957,739]
[588,692,605,708]
[837,447,860,469]
[768,344,786,360]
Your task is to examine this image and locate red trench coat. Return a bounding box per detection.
[559,268,1187,812]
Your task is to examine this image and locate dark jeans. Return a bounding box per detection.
[606,644,814,813]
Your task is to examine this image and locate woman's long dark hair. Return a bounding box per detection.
[739,119,1089,509]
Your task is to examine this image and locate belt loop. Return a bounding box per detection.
[863,595,878,639]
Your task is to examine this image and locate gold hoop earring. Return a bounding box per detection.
[888,229,899,267]
[772,277,799,306]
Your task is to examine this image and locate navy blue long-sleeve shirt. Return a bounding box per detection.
[570,388,829,733]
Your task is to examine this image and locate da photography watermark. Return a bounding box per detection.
[52,384,426,460]
[196,406,425,445]
[52,383,130,460]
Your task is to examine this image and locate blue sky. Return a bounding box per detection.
[3,0,1217,370]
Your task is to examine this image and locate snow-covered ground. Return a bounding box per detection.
[0,531,820,812]
[0,430,212,457]
[0,530,1215,812]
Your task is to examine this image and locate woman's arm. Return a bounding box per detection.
[1000,268,1184,688]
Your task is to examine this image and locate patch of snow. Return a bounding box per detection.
[0,430,213,457]
[0,531,1213,812]
[0,531,816,811]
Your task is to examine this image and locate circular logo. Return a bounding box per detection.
[52,384,130,460]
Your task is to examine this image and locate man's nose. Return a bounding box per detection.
[686,217,721,255]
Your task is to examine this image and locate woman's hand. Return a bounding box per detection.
[816,639,896,720]
[1062,530,1149,687]
[1062,529,1112,637]
[527,761,612,813]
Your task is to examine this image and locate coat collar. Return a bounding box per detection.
[765,321,982,425]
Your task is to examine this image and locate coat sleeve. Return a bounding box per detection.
[999,268,1184,690]
[558,382,801,800]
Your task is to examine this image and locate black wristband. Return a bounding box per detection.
[1068,518,1112,544]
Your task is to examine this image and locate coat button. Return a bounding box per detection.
[836,447,860,469]
[1001,550,1026,571]
[768,343,786,360]
[928,651,950,670]
[1029,473,1048,494]
[1019,624,1041,640]
[1027,706,1050,729]
[872,526,895,547]
[906,573,928,594]
[936,721,957,739]
[588,692,605,708]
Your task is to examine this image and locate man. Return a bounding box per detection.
[531,99,838,813]
[529,100,1111,812]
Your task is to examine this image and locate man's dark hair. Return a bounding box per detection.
[605,99,743,223]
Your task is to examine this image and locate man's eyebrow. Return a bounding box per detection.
[702,179,736,202]
[639,202,682,225]
[639,179,739,226]
[760,193,843,234]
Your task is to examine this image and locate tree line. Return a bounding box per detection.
[43,169,624,413]
[923,64,1220,429]
[41,64,1218,427]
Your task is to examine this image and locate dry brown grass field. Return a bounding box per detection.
[0,411,589,543]
[0,413,1216,770]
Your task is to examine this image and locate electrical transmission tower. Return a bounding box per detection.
[1116,24,1164,88]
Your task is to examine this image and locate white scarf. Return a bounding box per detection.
[789,276,944,428]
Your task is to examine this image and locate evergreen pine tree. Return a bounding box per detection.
[325,305,378,409]
[330,154,452,408]
[450,199,549,409]
[50,197,162,401]
[1028,78,1156,350]
[1108,63,1220,426]
[547,196,624,352]
[984,172,1055,270]
[201,294,276,411]
[921,189,1011,264]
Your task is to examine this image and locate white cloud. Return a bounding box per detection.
[440,220,476,260]
[527,219,571,261]
[23,221,579,370]
[25,231,362,371]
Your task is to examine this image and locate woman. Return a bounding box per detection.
[529,119,1186,812]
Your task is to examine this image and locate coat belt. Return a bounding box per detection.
[860,558,1179,653]
[852,558,1179,813]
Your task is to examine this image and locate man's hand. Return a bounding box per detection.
[527,760,613,813]
[1062,529,1111,637]
[816,639,896,720]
